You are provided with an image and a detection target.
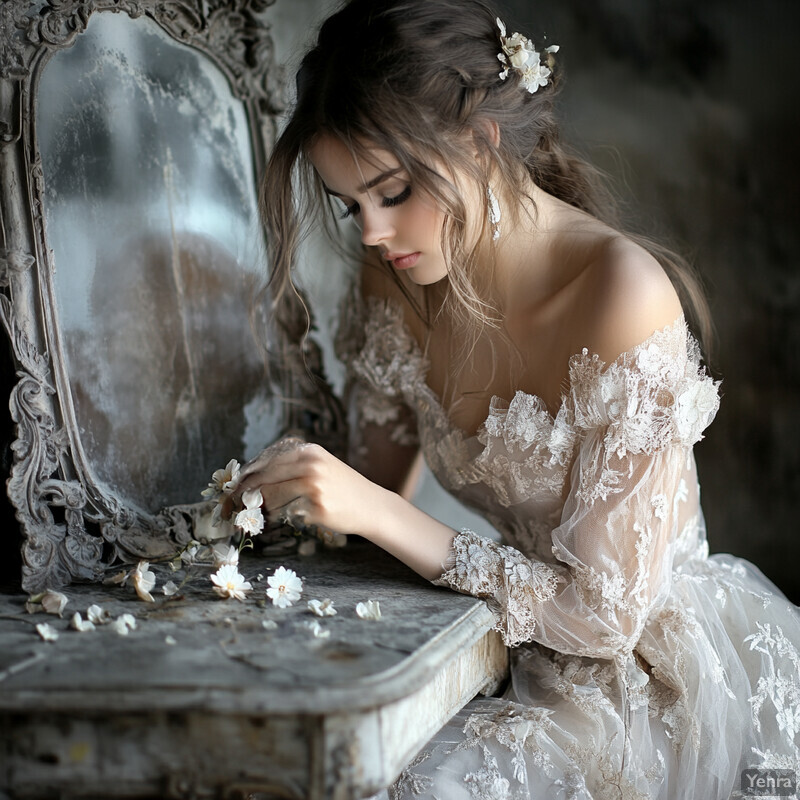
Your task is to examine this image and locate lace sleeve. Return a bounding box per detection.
[334,283,420,485]
[434,318,720,657]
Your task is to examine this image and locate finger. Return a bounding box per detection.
[240,436,306,476]
[236,453,314,497]
[260,478,313,520]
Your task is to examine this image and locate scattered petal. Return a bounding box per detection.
[36,622,59,642]
[111,614,137,636]
[266,566,303,608]
[181,544,200,565]
[356,600,382,621]
[164,635,177,645]
[320,530,347,548]
[86,604,111,625]
[104,570,129,586]
[70,612,96,633]
[255,573,264,582]
[41,590,68,617]
[303,619,330,639]
[298,539,317,556]
[162,581,179,597]
[132,561,156,603]
[261,619,278,630]
[307,598,337,617]
[210,565,252,601]
[212,543,239,567]
[25,599,42,614]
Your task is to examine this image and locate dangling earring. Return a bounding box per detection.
[487,185,501,241]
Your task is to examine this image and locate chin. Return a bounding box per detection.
[406,267,449,287]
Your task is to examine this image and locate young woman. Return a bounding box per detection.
[235,0,800,796]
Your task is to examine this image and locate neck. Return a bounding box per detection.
[489,182,566,314]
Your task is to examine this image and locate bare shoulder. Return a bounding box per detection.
[569,236,684,364]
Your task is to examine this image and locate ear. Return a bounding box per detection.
[470,119,501,156]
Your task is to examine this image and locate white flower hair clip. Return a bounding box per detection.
[496,17,559,94]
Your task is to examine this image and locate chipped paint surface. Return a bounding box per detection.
[0,541,508,798]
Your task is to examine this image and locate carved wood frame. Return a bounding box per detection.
[0,0,343,592]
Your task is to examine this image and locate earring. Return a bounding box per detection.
[487,185,501,241]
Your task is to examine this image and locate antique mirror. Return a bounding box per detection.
[0,1,341,592]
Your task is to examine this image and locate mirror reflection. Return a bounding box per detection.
[37,12,278,513]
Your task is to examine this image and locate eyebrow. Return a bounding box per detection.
[323,168,403,197]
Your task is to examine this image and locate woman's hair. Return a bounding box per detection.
[261,0,713,356]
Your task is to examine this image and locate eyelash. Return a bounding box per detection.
[339,185,412,219]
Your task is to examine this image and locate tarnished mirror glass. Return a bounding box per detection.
[38,12,276,513]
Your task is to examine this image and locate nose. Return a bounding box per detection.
[359,206,394,248]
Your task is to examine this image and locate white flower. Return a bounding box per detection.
[355,600,382,621]
[86,604,111,625]
[234,488,265,536]
[212,543,240,567]
[69,612,95,632]
[36,622,59,642]
[496,17,556,94]
[111,613,137,636]
[41,590,68,617]
[201,458,241,500]
[210,564,252,601]
[132,561,156,603]
[303,619,331,639]
[308,598,337,617]
[162,580,179,597]
[266,566,303,608]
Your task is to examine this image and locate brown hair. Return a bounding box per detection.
[260,0,713,357]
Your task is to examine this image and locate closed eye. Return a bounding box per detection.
[338,185,412,219]
[382,185,411,208]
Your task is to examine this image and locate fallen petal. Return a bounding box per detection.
[355,600,382,621]
[70,612,96,633]
[41,590,68,617]
[36,622,59,642]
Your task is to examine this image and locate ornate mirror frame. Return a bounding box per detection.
[0,0,343,592]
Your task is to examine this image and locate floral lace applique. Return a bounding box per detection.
[389,750,434,800]
[433,530,562,647]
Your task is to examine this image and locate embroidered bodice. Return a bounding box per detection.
[336,292,720,656]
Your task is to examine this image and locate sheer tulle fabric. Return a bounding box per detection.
[337,291,800,799]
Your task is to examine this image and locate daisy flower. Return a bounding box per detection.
[266,566,303,608]
[210,564,252,601]
[234,488,265,536]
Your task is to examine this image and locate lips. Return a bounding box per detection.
[385,252,420,270]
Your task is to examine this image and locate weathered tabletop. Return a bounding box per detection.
[0,539,507,800]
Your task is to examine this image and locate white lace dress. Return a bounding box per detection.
[337,293,800,800]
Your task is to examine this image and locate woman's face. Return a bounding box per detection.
[307,136,451,285]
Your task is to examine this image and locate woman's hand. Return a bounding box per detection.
[231,437,386,537]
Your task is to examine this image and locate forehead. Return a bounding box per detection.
[307,136,399,193]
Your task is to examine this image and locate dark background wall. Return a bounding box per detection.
[494,0,800,600]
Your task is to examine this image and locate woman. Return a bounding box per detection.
[236,0,800,796]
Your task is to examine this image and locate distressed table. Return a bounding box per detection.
[0,539,507,800]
